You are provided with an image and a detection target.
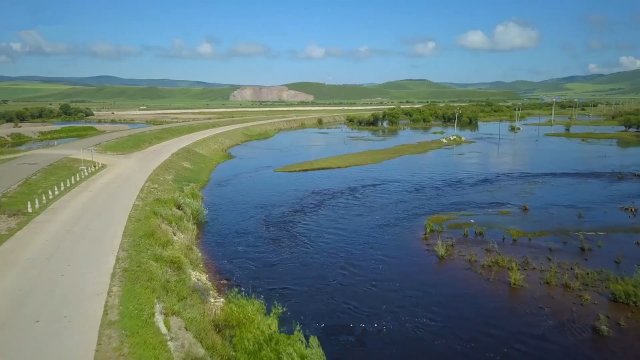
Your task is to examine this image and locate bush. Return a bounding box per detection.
[609,268,640,306]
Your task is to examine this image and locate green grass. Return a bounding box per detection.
[508,263,526,288]
[609,269,640,306]
[98,122,225,154]
[96,117,331,359]
[546,131,640,147]
[0,158,102,245]
[285,81,517,101]
[505,227,548,240]
[98,114,350,154]
[525,119,621,127]
[433,240,454,260]
[37,126,103,140]
[1,132,33,147]
[277,136,470,172]
[0,81,76,100]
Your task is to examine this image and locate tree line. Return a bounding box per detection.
[0,103,94,123]
[612,109,640,131]
[346,103,504,127]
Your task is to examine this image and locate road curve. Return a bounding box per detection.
[96,104,420,116]
[0,115,311,360]
[0,114,283,194]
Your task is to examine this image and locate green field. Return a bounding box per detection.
[0,82,77,100]
[277,136,470,172]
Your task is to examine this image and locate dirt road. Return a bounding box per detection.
[0,116,309,359]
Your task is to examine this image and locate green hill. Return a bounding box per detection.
[447,69,640,98]
[374,79,452,91]
[286,81,516,101]
[18,86,237,103]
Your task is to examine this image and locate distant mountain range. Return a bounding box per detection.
[0,69,638,103]
[0,75,232,88]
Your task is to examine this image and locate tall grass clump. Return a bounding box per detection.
[433,240,454,260]
[609,268,640,307]
[508,263,525,288]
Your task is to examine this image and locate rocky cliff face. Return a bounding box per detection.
[229,86,314,101]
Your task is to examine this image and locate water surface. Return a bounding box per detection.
[201,120,640,359]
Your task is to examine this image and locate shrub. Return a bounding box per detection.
[433,240,454,260]
[609,268,640,306]
[508,263,525,287]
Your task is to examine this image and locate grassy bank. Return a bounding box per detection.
[98,113,353,154]
[546,131,640,146]
[0,126,103,156]
[96,117,338,359]
[525,119,621,127]
[276,135,470,172]
[0,157,102,245]
[37,125,103,140]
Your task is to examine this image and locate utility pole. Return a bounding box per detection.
[551,98,556,124]
[454,107,461,134]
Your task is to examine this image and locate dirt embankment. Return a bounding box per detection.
[230,86,314,102]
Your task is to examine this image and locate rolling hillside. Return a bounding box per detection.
[0,69,637,107]
[286,81,516,101]
[447,69,640,97]
[0,75,231,88]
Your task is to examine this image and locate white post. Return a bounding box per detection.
[27,201,32,213]
[67,179,70,187]
[54,186,59,196]
[71,177,75,185]
[42,194,47,205]
[48,190,53,199]
[76,174,80,181]
[61,182,64,191]
[35,198,39,210]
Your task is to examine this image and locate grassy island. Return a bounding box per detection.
[277,135,470,172]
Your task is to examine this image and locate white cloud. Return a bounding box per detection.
[588,63,601,73]
[16,30,69,55]
[230,42,269,57]
[0,30,70,62]
[411,40,438,56]
[164,39,216,59]
[298,43,387,60]
[354,45,371,58]
[196,40,215,58]
[457,21,539,51]
[619,55,640,70]
[300,44,327,59]
[88,42,138,59]
[587,55,640,74]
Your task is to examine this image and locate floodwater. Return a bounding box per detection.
[201,119,640,359]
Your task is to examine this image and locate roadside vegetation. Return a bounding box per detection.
[96,117,338,360]
[0,126,103,156]
[0,103,94,123]
[277,135,469,172]
[98,113,352,154]
[0,157,102,245]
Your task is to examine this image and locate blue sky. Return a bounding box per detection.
[1,0,639,84]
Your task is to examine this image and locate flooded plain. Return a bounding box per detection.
[201,119,640,359]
